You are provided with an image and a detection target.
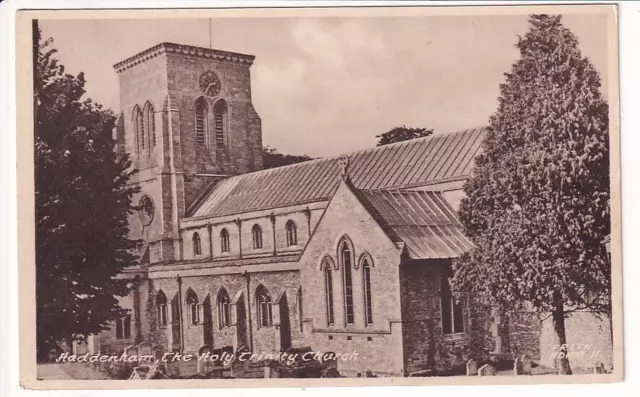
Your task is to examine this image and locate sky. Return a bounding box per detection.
[40,13,610,157]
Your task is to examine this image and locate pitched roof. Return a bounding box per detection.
[190,126,487,218]
[354,189,474,259]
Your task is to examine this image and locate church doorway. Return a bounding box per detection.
[203,295,213,347]
[235,294,249,351]
[171,294,181,351]
[279,293,292,351]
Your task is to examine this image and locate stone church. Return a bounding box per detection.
[92,42,612,377]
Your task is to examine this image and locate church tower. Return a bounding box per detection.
[113,42,263,264]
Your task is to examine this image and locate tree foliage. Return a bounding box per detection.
[451,15,610,373]
[34,28,139,359]
[262,146,313,169]
[375,126,433,146]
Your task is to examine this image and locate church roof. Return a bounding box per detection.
[354,189,474,259]
[189,126,487,219]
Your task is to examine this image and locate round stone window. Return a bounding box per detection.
[139,195,155,226]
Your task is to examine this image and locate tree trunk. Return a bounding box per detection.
[552,306,573,375]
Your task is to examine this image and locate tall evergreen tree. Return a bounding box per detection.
[451,15,610,375]
[34,27,139,360]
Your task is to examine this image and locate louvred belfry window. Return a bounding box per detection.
[195,98,207,145]
[145,103,156,148]
[134,107,144,154]
[214,100,227,146]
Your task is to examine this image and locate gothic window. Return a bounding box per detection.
[192,232,202,256]
[220,228,230,253]
[195,97,208,146]
[339,239,355,325]
[217,288,231,329]
[116,314,132,339]
[156,291,168,326]
[213,99,227,147]
[323,259,335,326]
[297,288,304,331]
[441,274,464,335]
[285,220,297,246]
[252,224,263,249]
[256,285,272,328]
[186,289,200,326]
[362,257,373,325]
[133,106,144,153]
[144,102,156,148]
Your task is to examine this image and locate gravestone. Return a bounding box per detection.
[521,354,533,375]
[164,353,181,378]
[123,345,137,364]
[466,359,478,376]
[123,345,137,356]
[137,342,152,359]
[513,356,523,375]
[152,345,165,362]
[197,345,213,375]
[594,362,605,374]
[478,363,495,376]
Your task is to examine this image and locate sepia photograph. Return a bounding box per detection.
[15,3,621,388]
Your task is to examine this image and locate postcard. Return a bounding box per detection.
[15,3,622,389]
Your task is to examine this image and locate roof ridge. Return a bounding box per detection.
[190,126,487,218]
[222,126,488,182]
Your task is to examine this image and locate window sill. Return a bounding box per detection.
[442,332,467,341]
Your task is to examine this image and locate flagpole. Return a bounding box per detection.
[209,18,212,49]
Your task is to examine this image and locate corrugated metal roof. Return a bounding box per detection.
[355,189,474,259]
[190,127,487,218]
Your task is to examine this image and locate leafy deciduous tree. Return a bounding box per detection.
[262,146,313,169]
[34,26,140,360]
[375,126,434,146]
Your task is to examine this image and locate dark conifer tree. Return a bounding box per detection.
[452,15,610,375]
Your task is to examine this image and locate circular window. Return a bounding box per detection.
[139,195,155,226]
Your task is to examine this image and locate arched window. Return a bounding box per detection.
[217,288,231,329]
[156,291,168,326]
[144,102,156,148]
[213,99,227,147]
[339,239,355,325]
[220,228,230,253]
[297,288,304,331]
[323,259,335,326]
[252,224,263,249]
[362,257,373,325]
[133,106,144,153]
[192,232,202,256]
[186,289,200,326]
[115,314,131,339]
[441,274,464,334]
[195,97,208,146]
[256,285,272,327]
[285,220,297,246]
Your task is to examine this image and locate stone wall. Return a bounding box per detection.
[399,260,494,374]
[132,269,303,356]
[539,311,613,370]
[298,180,406,376]
[165,50,262,182]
